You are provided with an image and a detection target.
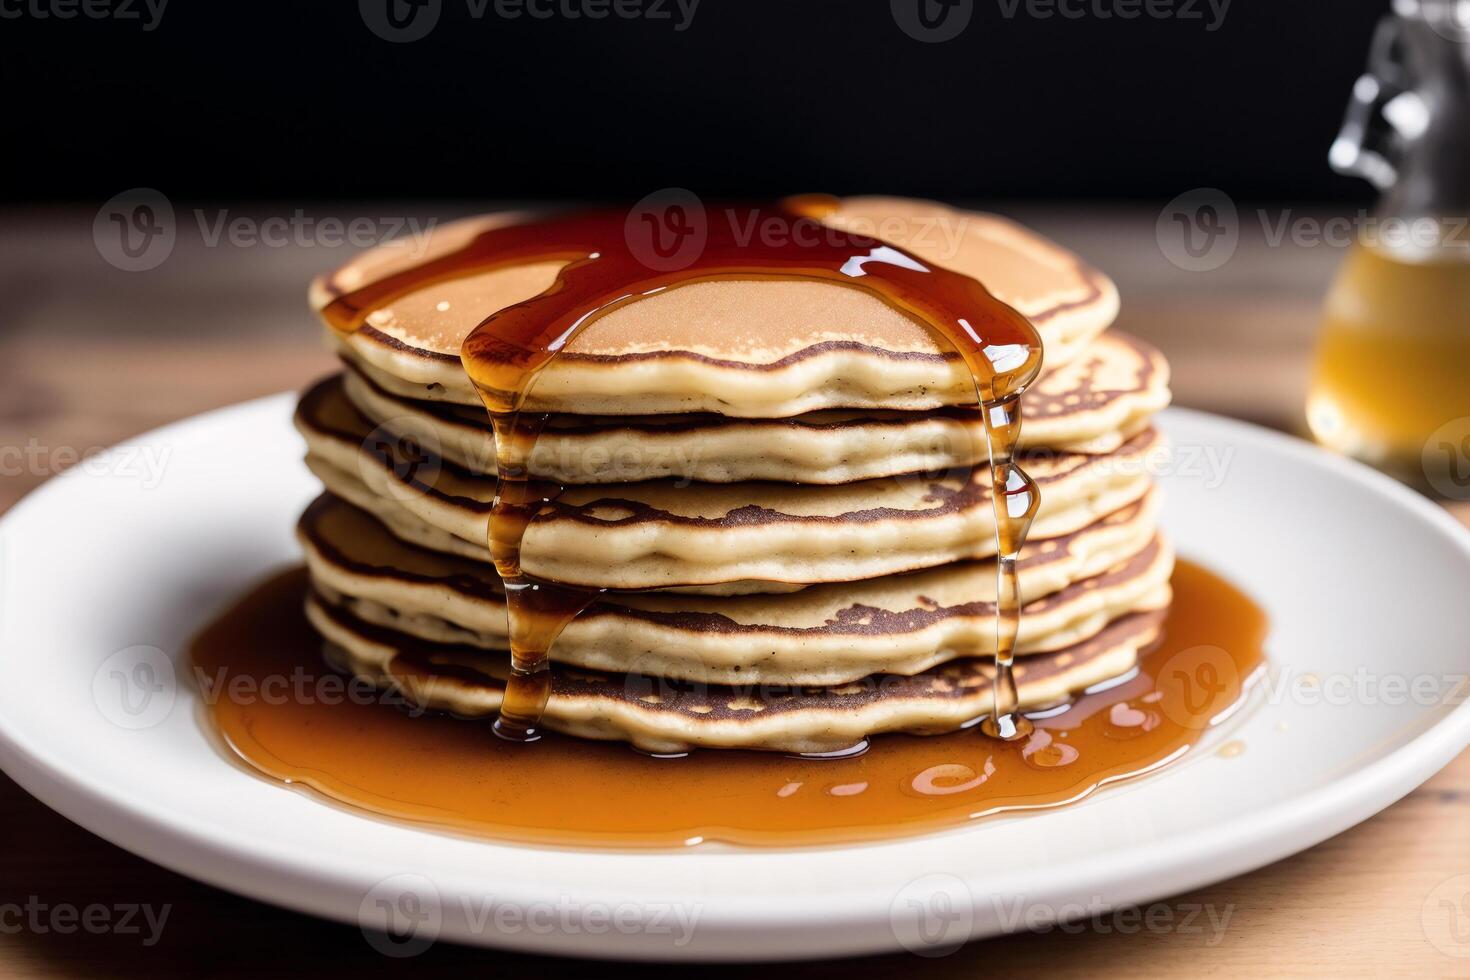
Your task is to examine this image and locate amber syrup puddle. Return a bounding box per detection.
[320,197,1043,741]
[190,559,1267,848]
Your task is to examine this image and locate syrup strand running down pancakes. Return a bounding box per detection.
[320,197,1044,741]
[979,393,1042,740]
[482,410,601,739]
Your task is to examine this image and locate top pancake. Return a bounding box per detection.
[311,197,1119,417]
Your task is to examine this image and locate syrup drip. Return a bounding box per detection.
[320,197,1044,740]
[978,393,1040,740]
[485,411,599,740]
[189,559,1269,847]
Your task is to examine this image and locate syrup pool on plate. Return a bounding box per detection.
[190,558,1267,848]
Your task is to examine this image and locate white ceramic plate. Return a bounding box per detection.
[2,396,1469,961]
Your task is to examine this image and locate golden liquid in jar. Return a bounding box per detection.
[1308,241,1470,483]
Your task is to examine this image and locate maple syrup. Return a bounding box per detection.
[1308,240,1470,478]
[190,558,1267,847]
[320,199,1044,740]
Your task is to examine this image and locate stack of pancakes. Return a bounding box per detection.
[295,198,1173,753]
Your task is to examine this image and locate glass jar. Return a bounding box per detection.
[1306,0,1470,490]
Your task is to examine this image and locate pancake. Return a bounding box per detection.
[295,376,1161,591]
[338,331,1170,484]
[300,490,1170,684]
[310,197,1119,417]
[308,591,1164,753]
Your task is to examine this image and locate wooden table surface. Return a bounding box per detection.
[2,204,1468,977]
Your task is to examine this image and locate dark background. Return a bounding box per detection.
[4,0,1388,204]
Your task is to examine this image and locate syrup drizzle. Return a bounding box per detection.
[321,197,1043,741]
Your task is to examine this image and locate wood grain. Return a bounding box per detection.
[2,206,1468,977]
